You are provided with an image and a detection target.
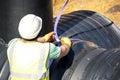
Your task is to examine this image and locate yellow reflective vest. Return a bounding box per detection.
[7,38,50,80]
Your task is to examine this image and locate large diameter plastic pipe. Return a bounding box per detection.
[50,10,120,80]
[0,0,53,43]
[55,10,120,49]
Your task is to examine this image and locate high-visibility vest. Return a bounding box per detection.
[7,38,50,80]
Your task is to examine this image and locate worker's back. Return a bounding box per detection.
[7,38,49,80]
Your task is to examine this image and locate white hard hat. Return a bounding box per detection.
[18,14,42,39]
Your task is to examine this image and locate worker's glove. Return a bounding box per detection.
[60,37,71,47]
[43,32,54,42]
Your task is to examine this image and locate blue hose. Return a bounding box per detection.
[53,0,83,43]
[54,0,69,42]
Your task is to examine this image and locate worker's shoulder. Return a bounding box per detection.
[8,38,20,46]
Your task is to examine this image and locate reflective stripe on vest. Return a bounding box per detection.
[7,39,50,80]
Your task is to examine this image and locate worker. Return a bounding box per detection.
[7,14,71,80]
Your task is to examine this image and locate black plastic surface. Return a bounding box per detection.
[55,10,120,49]
[51,10,120,80]
[0,0,53,42]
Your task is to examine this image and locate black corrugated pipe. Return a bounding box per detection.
[51,40,120,80]
[54,10,120,49]
[0,43,8,80]
[0,0,53,43]
[50,10,120,80]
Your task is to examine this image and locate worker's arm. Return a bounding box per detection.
[37,37,45,43]
[37,32,54,43]
[59,44,70,58]
[59,37,71,58]
[48,37,71,59]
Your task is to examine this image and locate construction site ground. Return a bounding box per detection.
[53,0,120,26]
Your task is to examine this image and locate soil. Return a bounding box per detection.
[53,0,120,26]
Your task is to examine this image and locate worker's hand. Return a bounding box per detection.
[60,37,71,47]
[43,32,54,42]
